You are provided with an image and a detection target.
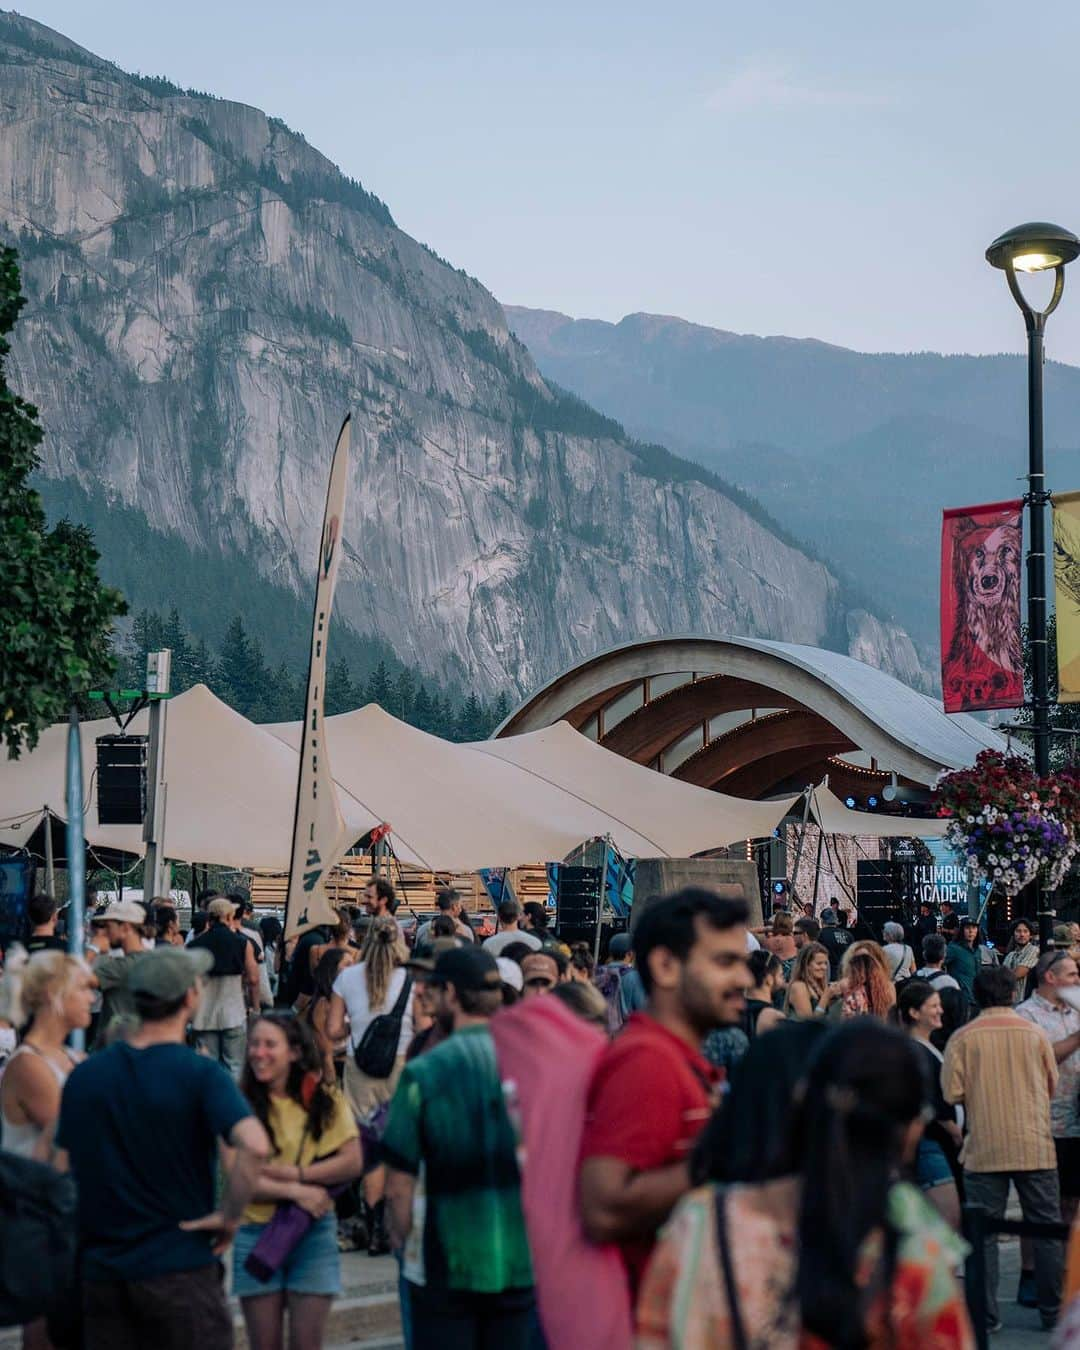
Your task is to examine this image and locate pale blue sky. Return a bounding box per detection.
[16,1,1080,364]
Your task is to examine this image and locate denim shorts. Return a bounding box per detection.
[232,1213,341,1298]
[915,1137,954,1191]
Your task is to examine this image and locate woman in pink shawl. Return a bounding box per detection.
[492,993,633,1350]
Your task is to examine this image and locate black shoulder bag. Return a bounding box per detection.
[0,1151,77,1328]
[353,974,412,1078]
[714,1186,750,1350]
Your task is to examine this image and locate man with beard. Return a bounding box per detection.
[382,947,534,1348]
[578,889,751,1294]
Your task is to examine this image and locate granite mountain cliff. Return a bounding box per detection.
[0,12,927,700]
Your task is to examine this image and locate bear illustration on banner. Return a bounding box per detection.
[940,500,1023,713]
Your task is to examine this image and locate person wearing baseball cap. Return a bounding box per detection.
[89,899,150,1050]
[382,946,534,1345]
[401,939,460,1060]
[54,945,271,1349]
[187,896,259,1077]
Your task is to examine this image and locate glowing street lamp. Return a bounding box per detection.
[987,220,1080,949]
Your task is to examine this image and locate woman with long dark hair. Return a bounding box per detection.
[637,1022,973,1348]
[231,1014,363,1350]
[742,950,784,1037]
[896,980,962,1230]
[691,1020,827,1187]
[303,948,356,1085]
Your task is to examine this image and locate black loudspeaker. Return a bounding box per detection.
[557,865,602,935]
[97,735,148,825]
[855,860,905,937]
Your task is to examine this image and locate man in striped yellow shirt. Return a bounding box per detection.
[943,964,1063,1332]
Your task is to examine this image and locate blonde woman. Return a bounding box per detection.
[0,949,94,1350]
[784,942,846,1019]
[327,916,414,1256]
[0,949,94,1159]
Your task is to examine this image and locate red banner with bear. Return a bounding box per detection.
[940,500,1024,713]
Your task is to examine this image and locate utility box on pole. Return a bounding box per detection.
[142,650,171,901]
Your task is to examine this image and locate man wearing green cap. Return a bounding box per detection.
[54,946,271,1350]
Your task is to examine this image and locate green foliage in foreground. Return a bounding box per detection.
[0,248,125,757]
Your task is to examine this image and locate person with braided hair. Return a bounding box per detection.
[636,1022,973,1348]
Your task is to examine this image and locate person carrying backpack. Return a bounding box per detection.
[914,933,969,1049]
[594,933,644,1035]
[326,917,415,1255]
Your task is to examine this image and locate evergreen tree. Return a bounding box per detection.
[366,659,393,710]
[188,636,215,689]
[262,661,301,722]
[393,667,416,722]
[125,609,164,684]
[411,683,434,734]
[455,692,488,743]
[325,657,356,715]
[0,248,125,754]
[427,691,449,738]
[216,616,270,718]
[490,691,512,731]
[161,607,195,691]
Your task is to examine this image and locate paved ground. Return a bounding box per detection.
[323,1237,1052,1348]
[0,1221,1058,1348]
[234,1249,402,1348]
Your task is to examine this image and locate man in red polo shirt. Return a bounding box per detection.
[579,888,751,1293]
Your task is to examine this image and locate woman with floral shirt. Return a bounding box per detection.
[636,1023,974,1349]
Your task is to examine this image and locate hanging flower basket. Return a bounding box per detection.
[933,750,1080,897]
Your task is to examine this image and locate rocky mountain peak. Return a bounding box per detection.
[0,12,930,698]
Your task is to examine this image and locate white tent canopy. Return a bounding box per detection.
[808,785,948,839]
[466,720,800,857]
[0,686,800,872]
[0,685,381,869]
[266,704,801,869]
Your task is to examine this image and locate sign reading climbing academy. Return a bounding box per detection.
[908,838,987,910]
[911,859,968,908]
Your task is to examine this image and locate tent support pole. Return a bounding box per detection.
[789,788,812,905]
[811,821,825,912]
[44,807,55,898]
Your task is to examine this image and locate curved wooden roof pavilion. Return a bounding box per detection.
[497,636,1007,803]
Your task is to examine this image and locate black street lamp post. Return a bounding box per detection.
[986,221,1080,950]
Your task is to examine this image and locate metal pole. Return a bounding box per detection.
[43,806,55,898]
[788,787,813,908]
[962,1204,990,1350]
[1025,310,1057,952]
[65,706,86,1052]
[142,651,171,902]
[811,823,825,912]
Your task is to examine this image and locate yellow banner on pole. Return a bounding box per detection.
[1053,490,1080,703]
[284,415,352,939]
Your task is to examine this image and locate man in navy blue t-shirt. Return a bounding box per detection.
[55,945,270,1350]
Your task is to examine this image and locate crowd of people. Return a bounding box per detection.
[4,882,1080,1348]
